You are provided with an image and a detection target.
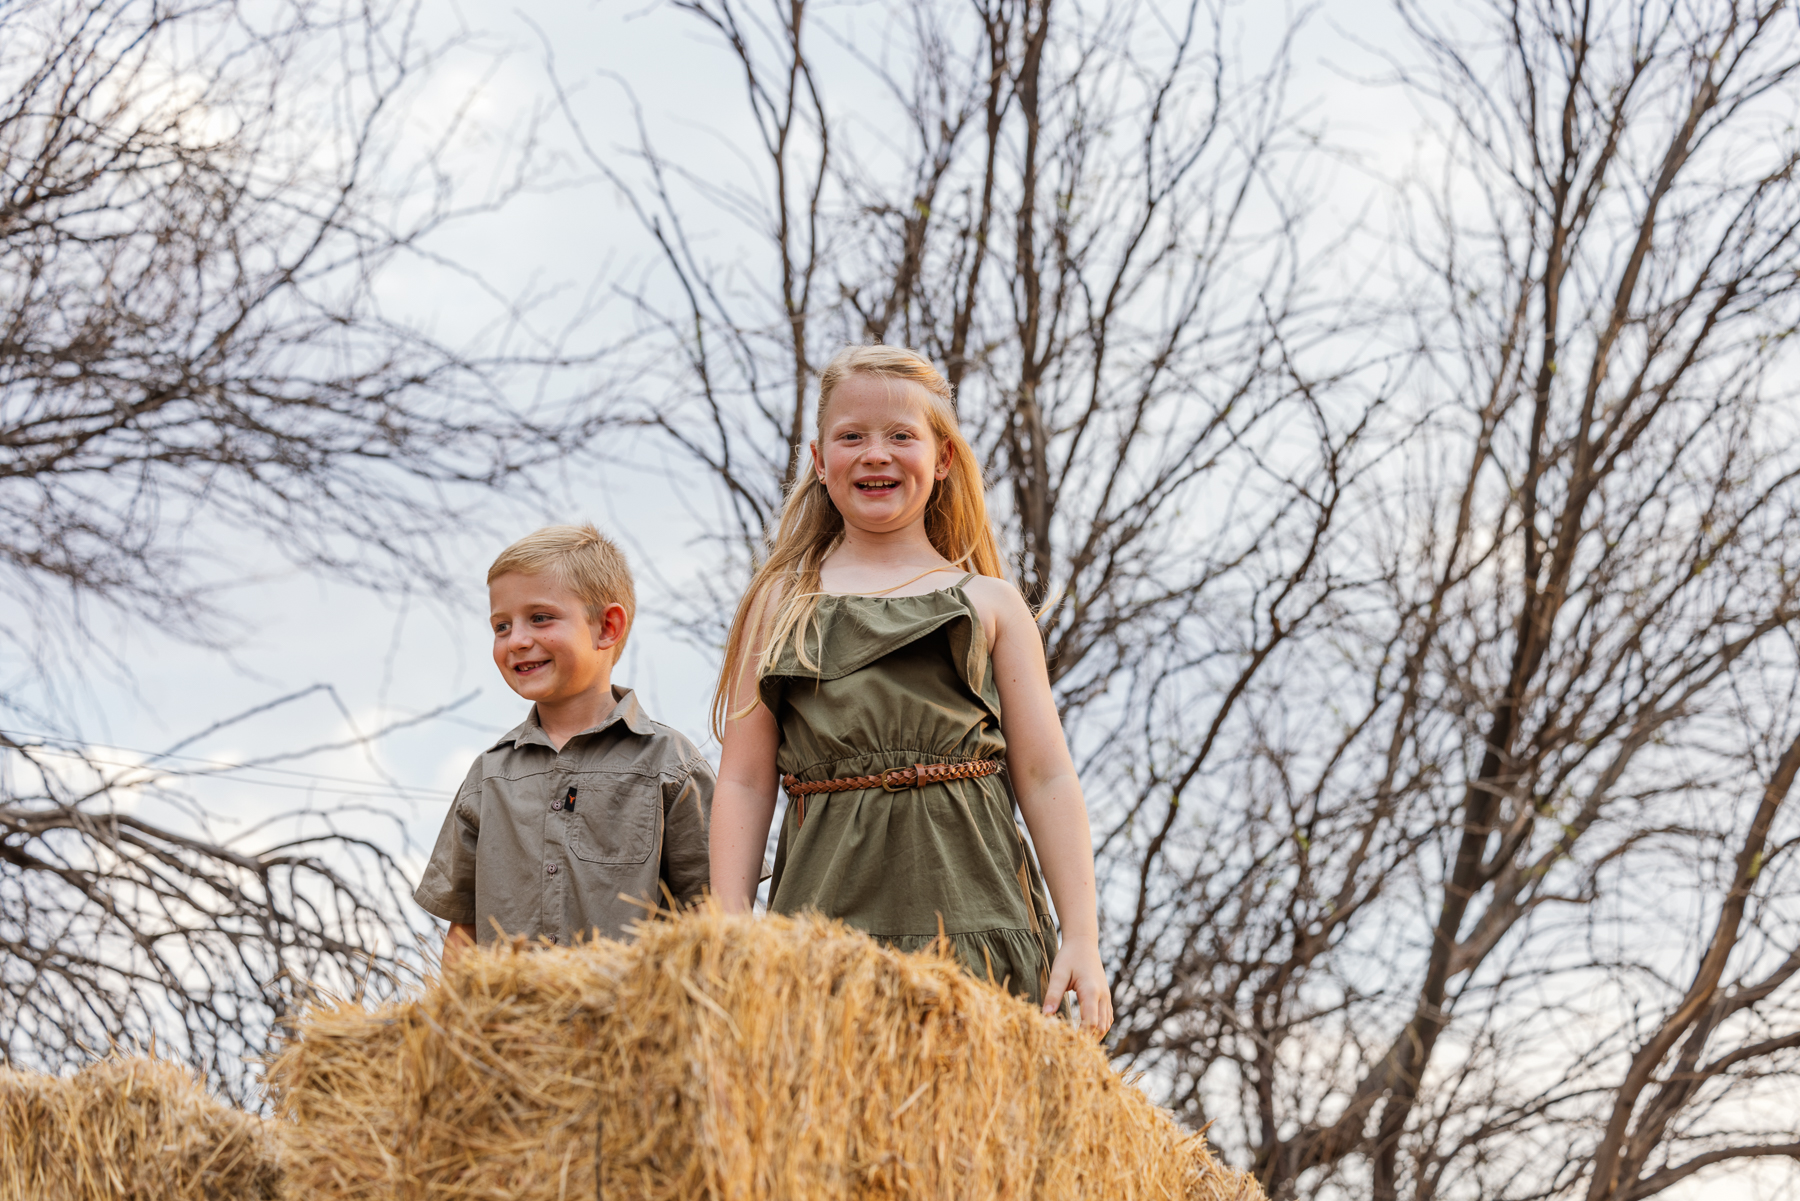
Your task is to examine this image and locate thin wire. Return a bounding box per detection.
[16,754,446,802]
[1,731,453,797]
[8,750,447,804]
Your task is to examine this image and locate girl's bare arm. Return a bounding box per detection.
[973,577,1115,1034]
[711,618,782,912]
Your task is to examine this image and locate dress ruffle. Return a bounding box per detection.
[759,590,999,727]
[875,927,1052,1004]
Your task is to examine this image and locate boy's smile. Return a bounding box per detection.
[489,571,627,726]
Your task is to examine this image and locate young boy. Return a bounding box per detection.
[415,524,713,963]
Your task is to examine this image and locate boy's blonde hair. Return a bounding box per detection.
[488,524,636,653]
[711,345,1005,738]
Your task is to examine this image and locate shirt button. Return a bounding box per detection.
[551,800,563,811]
[546,864,558,875]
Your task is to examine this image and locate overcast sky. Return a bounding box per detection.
[1,0,1463,906]
[34,0,1413,872]
[16,4,1777,1194]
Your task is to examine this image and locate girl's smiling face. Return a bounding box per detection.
[811,373,951,535]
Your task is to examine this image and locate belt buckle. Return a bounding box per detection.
[880,767,915,792]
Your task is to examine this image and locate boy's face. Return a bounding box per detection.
[489,571,626,709]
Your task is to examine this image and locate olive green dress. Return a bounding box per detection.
[759,578,1060,1004]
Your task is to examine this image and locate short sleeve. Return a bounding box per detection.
[659,751,714,909]
[413,758,483,924]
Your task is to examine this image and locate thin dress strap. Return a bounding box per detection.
[955,572,975,587]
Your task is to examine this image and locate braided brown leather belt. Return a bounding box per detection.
[782,758,1003,826]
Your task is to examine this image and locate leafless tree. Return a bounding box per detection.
[0,687,455,1101]
[552,0,1335,695]
[574,0,1800,1198]
[1099,3,1800,1198]
[1,0,582,628]
[1,0,585,1094]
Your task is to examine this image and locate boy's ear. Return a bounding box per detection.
[594,602,629,650]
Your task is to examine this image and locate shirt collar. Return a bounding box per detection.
[491,685,655,751]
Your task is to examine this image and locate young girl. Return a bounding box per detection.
[710,345,1113,1033]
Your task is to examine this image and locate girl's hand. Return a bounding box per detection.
[1044,934,1114,1035]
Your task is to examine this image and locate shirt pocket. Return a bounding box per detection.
[567,771,661,865]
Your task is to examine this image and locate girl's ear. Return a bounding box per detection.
[935,434,952,481]
[810,440,825,483]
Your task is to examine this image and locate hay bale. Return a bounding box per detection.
[269,909,1264,1201]
[0,1057,281,1201]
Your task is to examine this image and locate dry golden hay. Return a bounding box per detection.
[0,1056,281,1201]
[269,908,1266,1201]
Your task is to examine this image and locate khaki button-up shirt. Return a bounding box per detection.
[414,687,713,945]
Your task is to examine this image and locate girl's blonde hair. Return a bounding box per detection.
[711,345,1004,738]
